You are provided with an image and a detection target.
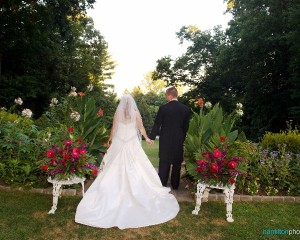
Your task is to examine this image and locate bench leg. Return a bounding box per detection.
[224,188,234,222]
[48,183,61,214]
[192,183,206,215]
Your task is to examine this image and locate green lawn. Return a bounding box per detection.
[0,189,299,240]
[142,139,159,168]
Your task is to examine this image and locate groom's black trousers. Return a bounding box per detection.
[158,161,181,189]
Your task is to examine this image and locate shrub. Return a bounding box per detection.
[260,127,300,153]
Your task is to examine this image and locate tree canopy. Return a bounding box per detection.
[0,0,116,117]
[153,0,300,140]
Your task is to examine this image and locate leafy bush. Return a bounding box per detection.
[260,127,300,153]
[0,114,48,187]
[231,141,300,196]
[35,86,109,165]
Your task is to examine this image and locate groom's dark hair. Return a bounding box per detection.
[166,86,178,98]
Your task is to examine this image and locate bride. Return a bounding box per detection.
[75,94,179,229]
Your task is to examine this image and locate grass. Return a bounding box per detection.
[1,140,299,239]
[142,140,159,168]
[0,189,299,240]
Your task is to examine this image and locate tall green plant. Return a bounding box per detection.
[185,102,244,184]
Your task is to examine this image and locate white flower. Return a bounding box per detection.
[14,97,23,105]
[70,86,76,92]
[68,86,77,97]
[50,98,58,107]
[87,84,94,92]
[70,111,80,121]
[236,103,243,109]
[236,109,244,116]
[0,107,7,111]
[204,101,212,109]
[68,91,77,97]
[22,108,33,118]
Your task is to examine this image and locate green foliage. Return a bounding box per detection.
[260,127,300,153]
[185,103,243,185]
[0,1,115,118]
[229,141,300,196]
[36,88,110,165]
[154,0,300,140]
[0,112,48,187]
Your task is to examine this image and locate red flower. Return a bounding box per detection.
[97,108,104,117]
[78,92,85,97]
[92,169,98,176]
[71,151,80,158]
[76,138,83,144]
[64,140,72,146]
[50,159,57,166]
[196,167,203,172]
[197,98,204,107]
[213,149,222,158]
[229,178,236,184]
[46,150,56,158]
[40,165,48,171]
[79,149,87,155]
[68,127,74,132]
[201,152,209,157]
[196,159,207,165]
[63,153,70,160]
[210,163,218,172]
[220,136,226,142]
[228,161,237,169]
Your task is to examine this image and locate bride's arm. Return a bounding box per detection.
[136,114,153,144]
[107,114,118,147]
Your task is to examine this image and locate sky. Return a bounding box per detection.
[87,0,232,96]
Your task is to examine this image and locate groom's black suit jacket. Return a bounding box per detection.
[150,100,191,164]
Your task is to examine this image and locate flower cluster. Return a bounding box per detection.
[40,137,98,180]
[21,108,33,118]
[195,136,243,185]
[70,111,80,121]
[50,98,58,107]
[236,102,243,116]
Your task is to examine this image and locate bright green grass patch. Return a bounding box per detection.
[1,189,299,240]
[142,139,159,168]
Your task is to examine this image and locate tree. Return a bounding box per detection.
[0,1,115,118]
[153,0,300,140]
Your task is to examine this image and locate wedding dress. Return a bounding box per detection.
[75,105,179,229]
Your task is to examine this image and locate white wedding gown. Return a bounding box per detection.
[75,122,179,229]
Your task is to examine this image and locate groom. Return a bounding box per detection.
[149,86,191,190]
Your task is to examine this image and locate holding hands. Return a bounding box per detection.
[146,137,154,145]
